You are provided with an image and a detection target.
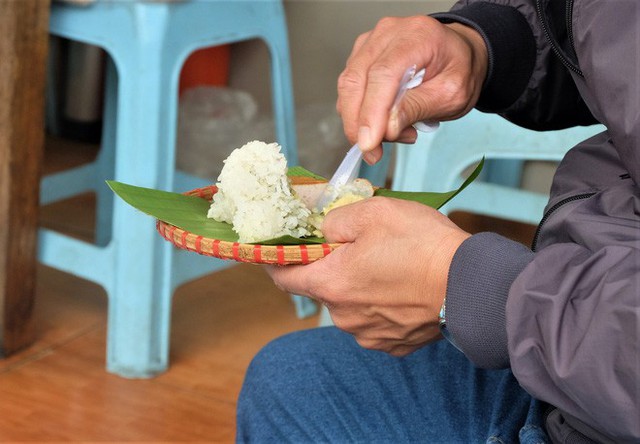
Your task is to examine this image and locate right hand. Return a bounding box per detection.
[336,16,488,164]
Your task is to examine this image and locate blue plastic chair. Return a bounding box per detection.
[392,109,605,224]
[40,0,307,378]
[318,110,604,326]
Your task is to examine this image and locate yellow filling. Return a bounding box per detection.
[323,193,368,214]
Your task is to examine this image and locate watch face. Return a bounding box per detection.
[439,324,462,352]
[438,298,447,324]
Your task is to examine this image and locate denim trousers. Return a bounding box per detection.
[236,327,550,444]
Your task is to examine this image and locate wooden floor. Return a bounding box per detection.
[0,137,320,442]
[0,136,535,442]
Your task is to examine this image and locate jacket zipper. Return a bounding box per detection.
[536,0,583,76]
[566,0,576,59]
[531,192,595,251]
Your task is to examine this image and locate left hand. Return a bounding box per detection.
[266,196,470,356]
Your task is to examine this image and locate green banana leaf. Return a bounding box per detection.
[375,157,484,208]
[286,165,327,181]
[107,158,483,245]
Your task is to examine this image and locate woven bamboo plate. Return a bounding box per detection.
[156,184,340,265]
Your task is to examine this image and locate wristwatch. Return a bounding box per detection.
[438,296,462,351]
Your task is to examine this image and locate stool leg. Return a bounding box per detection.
[94,56,117,247]
[107,207,173,378]
[291,295,317,319]
[262,27,298,164]
[484,159,525,188]
[105,24,177,377]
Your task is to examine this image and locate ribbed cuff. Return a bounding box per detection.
[445,232,534,369]
[432,2,536,112]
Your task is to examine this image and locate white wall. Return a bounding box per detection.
[229,1,456,111]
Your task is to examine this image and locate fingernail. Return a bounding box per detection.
[397,134,417,144]
[389,109,400,131]
[364,151,378,165]
[358,126,373,151]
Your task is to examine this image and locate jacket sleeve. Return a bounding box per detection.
[440,1,640,440]
[507,239,640,440]
[432,0,597,130]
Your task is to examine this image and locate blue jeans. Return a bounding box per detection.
[237,327,549,443]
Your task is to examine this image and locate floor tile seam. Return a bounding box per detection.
[148,377,238,408]
[0,321,106,375]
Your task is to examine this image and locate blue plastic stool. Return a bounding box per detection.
[392,109,605,224]
[40,0,305,378]
[318,110,604,327]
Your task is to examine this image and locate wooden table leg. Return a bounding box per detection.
[0,0,50,356]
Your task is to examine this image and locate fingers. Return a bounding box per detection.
[264,200,386,300]
[336,66,367,145]
[350,64,418,151]
[321,197,385,243]
[397,126,418,144]
[338,17,420,150]
[395,69,475,128]
[362,144,383,165]
[330,303,443,356]
[360,126,416,166]
[337,16,489,152]
[356,336,441,357]
[336,31,371,144]
[355,62,411,152]
[337,17,436,150]
[265,262,326,302]
[263,196,460,357]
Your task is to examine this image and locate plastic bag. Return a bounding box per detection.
[176,86,258,179]
[176,86,348,180]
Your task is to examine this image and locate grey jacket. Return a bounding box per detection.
[434,1,640,442]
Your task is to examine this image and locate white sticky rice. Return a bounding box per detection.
[207,141,313,243]
[208,140,375,243]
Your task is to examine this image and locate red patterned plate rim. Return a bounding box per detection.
[155,185,340,265]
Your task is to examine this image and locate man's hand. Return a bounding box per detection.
[266,197,470,356]
[337,16,488,164]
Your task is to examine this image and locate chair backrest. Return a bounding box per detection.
[392,109,605,225]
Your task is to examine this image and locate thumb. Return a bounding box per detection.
[321,199,377,243]
[388,89,441,138]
